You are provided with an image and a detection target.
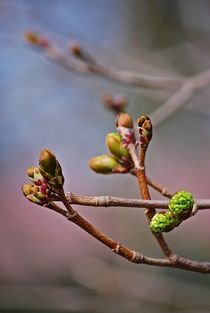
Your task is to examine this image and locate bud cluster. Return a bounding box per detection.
[89,114,136,175]
[150,190,195,233]
[89,113,137,174]
[22,167,49,206]
[89,132,134,174]
[22,149,64,206]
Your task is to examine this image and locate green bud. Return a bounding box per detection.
[26,193,46,206]
[149,211,180,233]
[27,166,36,180]
[22,184,34,196]
[88,155,118,174]
[39,150,58,177]
[22,184,47,206]
[106,132,129,159]
[169,190,195,220]
[30,185,40,194]
[39,149,64,188]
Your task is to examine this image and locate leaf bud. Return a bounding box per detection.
[27,166,36,180]
[22,184,34,197]
[115,113,133,128]
[24,32,40,45]
[169,191,195,220]
[137,115,153,145]
[149,211,180,233]
[106,132,129,159]
[39,149,64,188]
[88,155,118,174]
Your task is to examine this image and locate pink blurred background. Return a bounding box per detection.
[1,1,210,312]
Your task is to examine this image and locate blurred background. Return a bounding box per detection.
[1,0,210,312]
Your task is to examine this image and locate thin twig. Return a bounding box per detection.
[146,176,173,198]
[48,200,210,273]
[131,168,173,198]
[26,38,210,126]
[34,44,183,90]
[150,84,194,127]
[54,193,210,212]
[150,68,210,127]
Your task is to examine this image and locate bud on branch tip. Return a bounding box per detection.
[115,113,133,128]
[39,149,64,188]
[137,115,153,145]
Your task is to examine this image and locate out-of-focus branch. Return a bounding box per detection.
[25,32,210,125]
[46,46,183,90]
[150,68,210,126]
[24,33,183,90]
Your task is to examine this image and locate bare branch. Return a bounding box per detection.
[33,43,183,90]
[150,68,210,126]
[48,200,210,273]
[25,35,210,126]
[146,176,173,198]
[57,193,210,212]
[150,84,194,127]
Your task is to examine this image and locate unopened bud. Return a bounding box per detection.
[101,94,126,113]
[26,193,46,206]
[137,115,153,145]
[169,191,194,220]
[22,184,34,196]
[39,150,57,177]
[116,113,133,128]
[22,184,48,206]
[69,42,82,57]
[106,133,129,159]
[88,155,118,174]
[27,166,36,180]
[39,149,64,187]
[150,211,180,233]
[24,32,40,45]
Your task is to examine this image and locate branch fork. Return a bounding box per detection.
[22,33,210,274]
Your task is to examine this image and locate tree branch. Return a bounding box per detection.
[136,144,174,258]
[48,200,210,273]
[25,35,210,126]
[150,68,210,126]
[146,176,173,198]
[54,193,210,212]
[28,42,183,90]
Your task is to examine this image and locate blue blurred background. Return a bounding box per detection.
[1,1,210,312]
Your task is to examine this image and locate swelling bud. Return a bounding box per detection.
[39,149,64,188]
[106,132,129,159]
[88,155,118,174]
[150,211,180,233]
[115,113,133,128]
[169,190,195,220]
